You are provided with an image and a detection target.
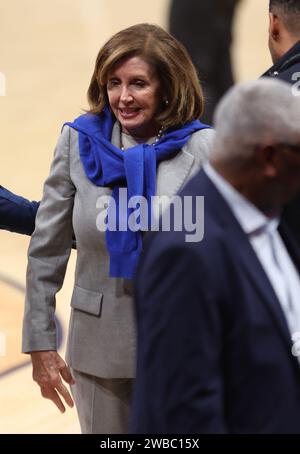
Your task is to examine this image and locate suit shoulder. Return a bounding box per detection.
[184,128,215,163]
[189,128,215,147]
[62,123,78,142]
[60,124,79,159]
[177,168,206,200]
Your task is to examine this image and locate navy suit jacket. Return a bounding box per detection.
[0,186,39,235]
[132,169,300,434]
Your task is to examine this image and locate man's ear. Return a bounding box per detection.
[255,144,278,178]
[269,12,281,41]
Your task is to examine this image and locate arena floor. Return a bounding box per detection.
[0,0,270,433]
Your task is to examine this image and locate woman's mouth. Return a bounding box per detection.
[118,108,141,119]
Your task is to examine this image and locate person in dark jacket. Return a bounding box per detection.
[263,0,300,82]
[131,78,300,434]
[0,186,39,235]
[263,0,300,245]
[169,0,240,124]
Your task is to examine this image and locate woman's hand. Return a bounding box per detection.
[30,350,75,413]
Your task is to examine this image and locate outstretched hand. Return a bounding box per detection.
[30,350,75,413]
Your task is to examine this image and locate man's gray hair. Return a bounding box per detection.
[211,78,300,162]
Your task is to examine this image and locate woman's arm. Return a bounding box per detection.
[23,126,75,351]
[22,126,76,412]
[0,186,39,235]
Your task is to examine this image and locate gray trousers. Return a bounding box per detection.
[71,369,133,434]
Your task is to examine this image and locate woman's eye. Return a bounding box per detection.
[108,80,119,88]
[134,81,146,87]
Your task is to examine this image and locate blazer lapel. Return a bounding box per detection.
[279,222,300,272]
[232,228,293,350]
[201,171,294,352]
[156,148,194,197]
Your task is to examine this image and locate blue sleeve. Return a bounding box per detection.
[0,186,39,235]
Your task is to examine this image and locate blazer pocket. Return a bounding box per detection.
[70,285,103,316]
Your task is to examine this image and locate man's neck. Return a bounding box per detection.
[273,35,300,64]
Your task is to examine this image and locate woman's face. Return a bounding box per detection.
[107,55,162,139]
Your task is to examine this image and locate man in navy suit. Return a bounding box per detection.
[132,78,300,434]
[0,186,38,235]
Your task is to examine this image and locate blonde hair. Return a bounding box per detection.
[87,23,204,128]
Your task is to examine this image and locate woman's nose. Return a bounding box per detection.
[120,86,133,103]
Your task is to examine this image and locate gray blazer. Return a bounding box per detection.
[22,123,215,378]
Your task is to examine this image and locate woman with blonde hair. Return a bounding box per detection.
[22,23,214,434]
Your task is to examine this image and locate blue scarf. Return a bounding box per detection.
[65,107,210,279]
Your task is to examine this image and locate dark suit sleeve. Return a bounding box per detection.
[0,186,39,235]
[131,233,226,434]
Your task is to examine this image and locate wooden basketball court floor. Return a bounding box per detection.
[0,0,270,434]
